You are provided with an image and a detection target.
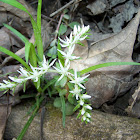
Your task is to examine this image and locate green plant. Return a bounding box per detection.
[0,0,140,139]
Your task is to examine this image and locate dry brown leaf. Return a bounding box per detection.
[0,27,24,58]
[71,9,140,108]
[0,0,51,65]
[0,105,11,140]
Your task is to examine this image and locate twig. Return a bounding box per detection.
[54,13,65,40]
[41,14,57,22]
[50,0,77,17]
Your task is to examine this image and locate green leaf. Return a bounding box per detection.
[42,78,56,93]
[3,24,29,43]
[47,46,57,58]
[53,97,62,108]
[60,95,66,127]
[0,0,29,14]
[67,82,74,91]
[29,16,43,62]
[37,0,42,33]
[60,76,67,87]
[63,14,70,20]
[68,22,80,29]
[36,78,40,89]
[59,89,67,96]
[3,24,37,66]
[80,62,140,75]
[17,96,44,140]
[73,104,80,112]
[64,102,75,116]
[17,107,39,140]
[29,43,37,67]
[58,24,67,35]
[68,93,77,105]
[77,42,84,46]
[57,39,64,66]
[50,39,57,47]
[20,93,36,99]
[25,42,31,64]
[0,46,30,70]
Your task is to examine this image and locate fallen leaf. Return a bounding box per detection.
[70,9,140,108]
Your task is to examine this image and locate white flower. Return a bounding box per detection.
[81,94,91,99]
[59,25,90,48]
[81,108,85,115]
[69,85,81,100]
[26,64,42,82]
[53,60,71,81]
[36,55,56,72]
[17,66,30,77]
[84,104,92,110]
[79,99,84,106]
[8,76,25,84]
[58,45,79,65]
[82,116,86,121]
[86,118,90,122]
[59,33,73,47]
[86,113,91,118]
[0,80,16,89]
[70,69,90,89]
[72,25,89,42]
[74,25,89,35]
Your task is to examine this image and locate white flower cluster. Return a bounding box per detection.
[0,25,92,123]
[0,56,56,91]
[54,25,92,122]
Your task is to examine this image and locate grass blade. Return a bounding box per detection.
[37,0,42,33]
[17,96,44,140]
[0,46,30,70]
[17,107,39,140]
[29,43,37,67]
[0,0,29,14]
[3,24,29,43]
[60,95,66,127]
[29,15,43,62]
[25,42,31,64]
[80,62,140,75]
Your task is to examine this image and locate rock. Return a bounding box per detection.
[4,100,140,140]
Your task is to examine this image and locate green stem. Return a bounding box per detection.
[17,106,39,140]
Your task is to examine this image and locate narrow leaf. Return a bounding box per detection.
[0,46,30,70]
[57,39,64,66]
[60,95,66,127]
[25,42,31,64]
[30,17,43,62]
[0,0,29,14]
[3,24,29,43]
[17,107,39,140]
[80,62,140,75]
[37,0,42,33]
[29,43,37,67]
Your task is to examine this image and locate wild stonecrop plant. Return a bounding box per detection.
[0,24,92,122]
[0,0,140,139]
